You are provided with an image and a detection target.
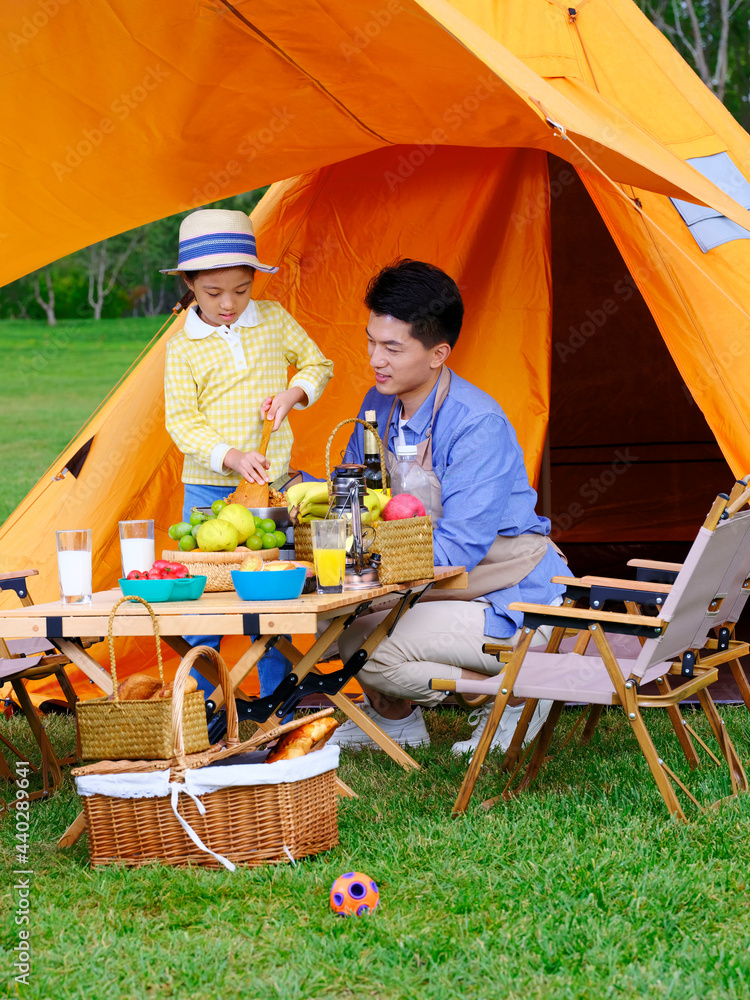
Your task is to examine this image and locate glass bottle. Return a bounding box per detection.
[363,409,389,490]
[390,444,431,518]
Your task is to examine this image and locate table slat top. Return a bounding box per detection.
[0,566,465,623]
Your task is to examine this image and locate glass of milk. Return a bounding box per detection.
[56,529,93,605]
[119,520,155,579]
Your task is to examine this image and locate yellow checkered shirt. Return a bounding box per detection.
[165,299,333,485]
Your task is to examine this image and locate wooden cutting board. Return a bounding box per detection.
[230,416,274,507]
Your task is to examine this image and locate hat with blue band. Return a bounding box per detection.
[160,209,278,275]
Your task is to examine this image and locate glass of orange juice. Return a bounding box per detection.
[312,519,347,594]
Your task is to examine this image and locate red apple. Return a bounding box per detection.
[381,494,426,520]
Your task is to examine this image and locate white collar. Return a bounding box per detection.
[184,299,261,340]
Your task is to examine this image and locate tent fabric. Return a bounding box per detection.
[4,0,750,703]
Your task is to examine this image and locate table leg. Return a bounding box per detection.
[163,637,223,689]
[208,636,273,709]
[51,639,113,695]
[11,677,62,792]
[57,811,86,848]
[274,635,421,772]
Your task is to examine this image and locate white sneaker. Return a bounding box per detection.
[451,699,553,757]
[328,703,430,751]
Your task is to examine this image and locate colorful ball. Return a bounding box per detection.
[329,871,379,917]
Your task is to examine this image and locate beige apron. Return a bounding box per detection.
[384,367,563,601]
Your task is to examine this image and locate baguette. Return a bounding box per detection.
[107,673,162,701]
[265,716,339,763]
[150,677,200,700]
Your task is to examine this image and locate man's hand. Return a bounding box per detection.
[261,386,308,430]
[223,448,270,485]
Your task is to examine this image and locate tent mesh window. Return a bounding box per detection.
[671,152,750,253]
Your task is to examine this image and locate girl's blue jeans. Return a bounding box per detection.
[181,484,292,702]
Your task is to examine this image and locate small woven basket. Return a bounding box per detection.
[372,515,434,584]
[162,547,279,592]
[75,647,339,868]
[296,417,434,585]
[77,596,210,761]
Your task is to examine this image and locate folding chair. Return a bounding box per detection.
[434,494,750,819]
[550,477,750,746]
[0,569,83,807]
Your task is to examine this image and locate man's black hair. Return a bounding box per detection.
[364,259,463,349]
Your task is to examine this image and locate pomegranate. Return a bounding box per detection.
[381,493,426,520]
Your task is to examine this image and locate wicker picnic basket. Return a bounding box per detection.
[295,417,434,584]
[161,546,279,592]
[76,596,210,761]
[73,646,339,868]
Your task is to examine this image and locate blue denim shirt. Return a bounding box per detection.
[346,369,570,638]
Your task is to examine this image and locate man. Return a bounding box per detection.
[329,259,570,755]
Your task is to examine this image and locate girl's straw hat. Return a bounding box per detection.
[160,209,278,275]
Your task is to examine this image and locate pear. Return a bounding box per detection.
[196,518,239,552]
[216,503,256,543]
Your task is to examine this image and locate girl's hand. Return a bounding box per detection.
[261,387,308,430]
[223,448,270,484]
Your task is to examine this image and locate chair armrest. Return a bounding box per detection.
[580,575,672,594]
[0,569,39,585]
[626,559,682,571]
[508,601,666,638]
[626,558,681,585]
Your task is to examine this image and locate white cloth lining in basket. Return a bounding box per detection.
[75,745,340,872]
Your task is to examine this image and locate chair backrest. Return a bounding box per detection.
[633,507,750,678]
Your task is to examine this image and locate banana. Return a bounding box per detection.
[285,482,312,506]
[285,481,329,508]
[299,501,330,519]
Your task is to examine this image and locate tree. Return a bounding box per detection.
[638,0,750,128]
[32,268,56,326]
[0,188,269,320]
[86,233,140,320]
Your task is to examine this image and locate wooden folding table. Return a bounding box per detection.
[0,566,467,775]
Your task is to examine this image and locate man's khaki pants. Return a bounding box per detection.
[338,600,517,707]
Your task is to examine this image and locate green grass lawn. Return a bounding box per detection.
[0,317,169,524]
[2,706,750,1000]
[3,316,750,998]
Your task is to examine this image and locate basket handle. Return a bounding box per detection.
[171,646,238,762]
[324,417,387,495]
[107,595,165,699]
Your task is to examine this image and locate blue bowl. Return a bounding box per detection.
[119,575,207,603]
[231,567,306,601]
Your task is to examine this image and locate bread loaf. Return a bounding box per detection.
[265,716,338,763]
[108,673,162,701]
[150,677,200,700]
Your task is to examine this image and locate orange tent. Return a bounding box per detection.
[3,0,750,702]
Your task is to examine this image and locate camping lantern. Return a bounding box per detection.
[328,464,379,589]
